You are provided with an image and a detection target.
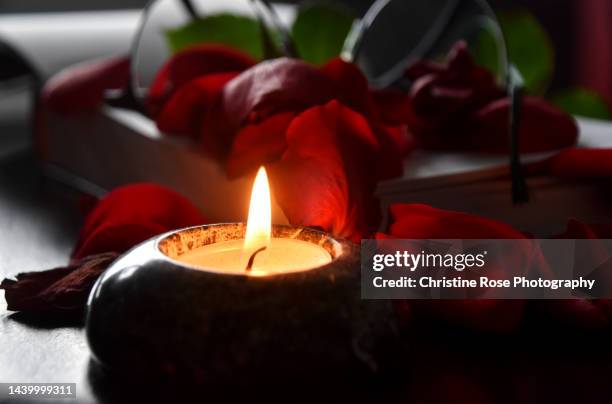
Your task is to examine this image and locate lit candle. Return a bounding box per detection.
[177,166,332,275]
[86,167,397,390]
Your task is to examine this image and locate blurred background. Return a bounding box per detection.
[0,0,610,158]
[1,0,609,100]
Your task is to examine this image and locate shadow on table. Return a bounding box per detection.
[7,310,84,329]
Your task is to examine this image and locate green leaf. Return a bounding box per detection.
[551,88,612,120]
[474,28,501,78]
[500,11,554,94]
[476,10,554,95]
[291,2,355,65]
[165,14,263,60]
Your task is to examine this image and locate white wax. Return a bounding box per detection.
[177,238,332,276]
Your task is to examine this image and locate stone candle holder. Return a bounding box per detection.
[86,223,399,391]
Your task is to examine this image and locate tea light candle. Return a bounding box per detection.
[177,167,332,275]
[86,167,398,394]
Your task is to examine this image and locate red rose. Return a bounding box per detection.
[403,41,578,153]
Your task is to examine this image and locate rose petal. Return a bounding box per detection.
[407,41,503,120]
[412,96,578,153]
[372,123,411,180]
[42,56,130,115]
[72,183,206,259]
[403,41,576,154]
[371,89,413,125]
[319,57,374,116]
[378,204,527,332]
[156,72,238,137]
[0,252,119,316]
[470,96,578,153]
[147,44,256,116]
[539,148,612,180]
[410,74,483,123]
[269,101,384,241]
[213,58,337,139]
[385,204,525,239]
[227,112,296,178]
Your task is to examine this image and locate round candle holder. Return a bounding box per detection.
[86,223,398,392]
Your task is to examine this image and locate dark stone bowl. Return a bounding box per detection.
[86,223,399,394]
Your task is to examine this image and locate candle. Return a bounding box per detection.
[177,166,332,275]
[86,167,398,392]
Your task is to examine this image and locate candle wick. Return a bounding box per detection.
[245,246,268,272]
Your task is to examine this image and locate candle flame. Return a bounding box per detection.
[244,166,271,251]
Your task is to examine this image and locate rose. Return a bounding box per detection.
[403,41,578,153]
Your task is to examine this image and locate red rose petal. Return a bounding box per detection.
[319,57,374,116]
[471,96,578,153]
[371,89,413,125]
[407,41,503,122]
[404,60,445,81]
[385,203,525,239]
[214,58,337,139]
[269,101,383,241]
[403,41,576,155]
[147,44,256,116]
[540,148,612,180]
[156,72,238,137]
[72,183,206,259]
[227,112,296,178]
[42,56,130,115]
[0,253,119,315]
[372,123,410,180]
[379,203,527,332]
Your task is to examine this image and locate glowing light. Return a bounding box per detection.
[244,166,271,252]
